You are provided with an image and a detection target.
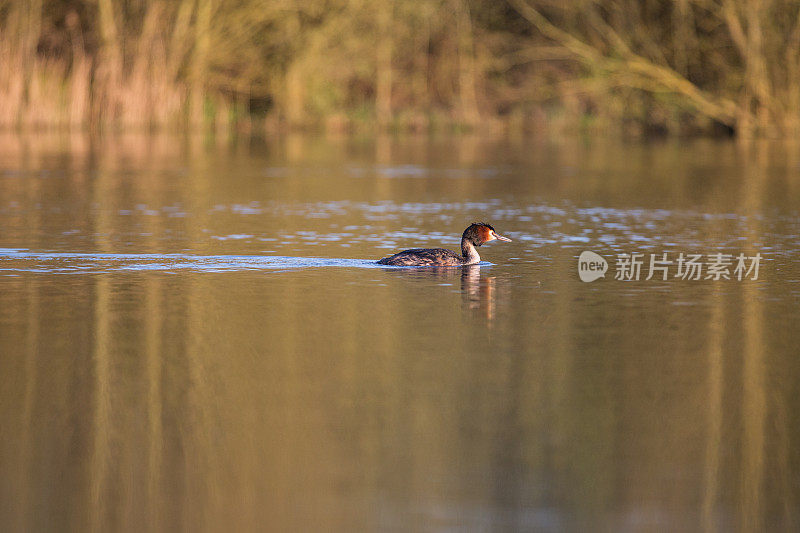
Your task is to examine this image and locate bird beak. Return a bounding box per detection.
[494,233,512,242]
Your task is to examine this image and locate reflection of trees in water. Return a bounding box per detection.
[701,141,791,531]
[2,137,799,531]
[2,247,795,531]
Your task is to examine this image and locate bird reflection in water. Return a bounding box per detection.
[461,265,496,321]
[379,264,497,321]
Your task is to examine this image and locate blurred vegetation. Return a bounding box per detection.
[1,0,799,136]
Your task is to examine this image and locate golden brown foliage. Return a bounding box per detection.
[1,0,799,136]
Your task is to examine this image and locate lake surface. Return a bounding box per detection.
[0,133,799,532]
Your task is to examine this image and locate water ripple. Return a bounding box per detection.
[0,249,379,274]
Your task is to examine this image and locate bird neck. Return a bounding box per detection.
[461,239,481,264]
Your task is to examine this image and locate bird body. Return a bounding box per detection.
[376,223,511,267]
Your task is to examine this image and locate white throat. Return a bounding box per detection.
[461,240,481,265]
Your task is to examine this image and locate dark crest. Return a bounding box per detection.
[472,222,495,231]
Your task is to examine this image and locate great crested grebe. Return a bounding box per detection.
[376,223,512,266]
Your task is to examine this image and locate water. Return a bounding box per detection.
[0,133,799,531]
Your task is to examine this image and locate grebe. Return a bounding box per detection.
[376,223,512,266]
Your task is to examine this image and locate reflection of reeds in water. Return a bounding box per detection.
[89,275,111,533]
[3,137,800,531]
[702,279,724,532]
[739,142,766,531]
[701,141,794,531]
[88,152,110,531]
[144,277,163,531]
[14,278,39,532]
